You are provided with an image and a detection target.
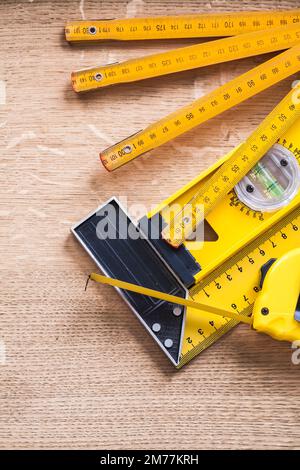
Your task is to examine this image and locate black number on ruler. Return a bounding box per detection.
[203,289,210,298]
[156,24,166,31]
[279,113,287,122]
[186,113,194,120]
[270,239,277,248]
[231,165,240,172]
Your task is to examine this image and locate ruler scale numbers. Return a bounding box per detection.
[100,45,300,171]
[65,11,300,41]
[72,25,300,92]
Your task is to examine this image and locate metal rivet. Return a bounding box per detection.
[261,307,269,316]
[152,323,161,333]
[280,159,288,167]
[88,26,97,35]
[123,145,132,154]
[164,338,173,348]
[173,306,182,317]
[94,73,103,82]
[246,184,254,193]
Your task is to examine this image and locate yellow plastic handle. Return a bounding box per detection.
[253,249,300,342]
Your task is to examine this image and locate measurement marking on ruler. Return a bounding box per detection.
[99,45,300,171]
[179,205,300,367]
[71,25,300,92]
[65,11,300,42]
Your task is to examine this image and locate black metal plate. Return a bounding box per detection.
[72,198,187,365]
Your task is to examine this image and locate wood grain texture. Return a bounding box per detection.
[1,0,300,450]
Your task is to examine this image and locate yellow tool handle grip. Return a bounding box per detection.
[253,249,300,342]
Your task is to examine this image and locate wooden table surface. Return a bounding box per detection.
[1,0,300,450]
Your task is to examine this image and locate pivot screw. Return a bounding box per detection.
[261,307,269,316]
[280,159,288,167]
[123,145,132,154]
[88,26,97,35]
[246,184,254,193]
[94,73,103,82]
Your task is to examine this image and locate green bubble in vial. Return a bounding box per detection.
[249,162,285,199]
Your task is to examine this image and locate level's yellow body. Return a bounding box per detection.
[147,118,300,367]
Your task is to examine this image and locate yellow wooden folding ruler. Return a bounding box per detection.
[69,11,300,367]
[66,10,300,172]
[66,10,300,41]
